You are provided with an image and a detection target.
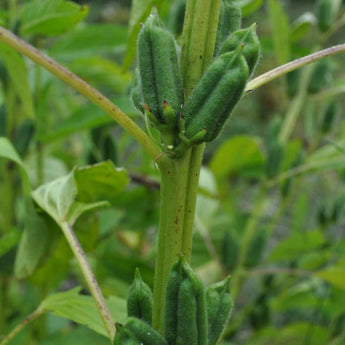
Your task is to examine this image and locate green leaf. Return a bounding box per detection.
[240,0,264,17]
[0,230,20,257]
[0,44,35,119]
[267,0,291,65]
[50,24,127,59]
[32,161,129,225]
[123,0,156,70]
[20,0,88,36]
[0,137,31,195]
[15,200,60,279]
[40,287,126,338]
[315,267,345,289]
[209,135,265,180]
[290,12,316,42]
[269,230,326,262]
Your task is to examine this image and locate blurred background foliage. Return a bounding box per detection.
[1,0,345,344]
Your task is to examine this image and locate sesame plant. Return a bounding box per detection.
[1,0,345,344]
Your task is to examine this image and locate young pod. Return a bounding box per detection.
[244,229,267,268]
[125,317,168,345]
[315,0,334,32]
[321,100,337,134]
[164,257,208,345]
[182,47,249,143]
[219,24,261,75]
[127,268,153,325]
[307,58,332,94]
[221,230,239,272]
[138,9,184,124]
[114,323,140,345]
[206,276,232,345]
[214,0,241,55]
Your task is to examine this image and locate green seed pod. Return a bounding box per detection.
[182,47,249,143]
[127,268,153,325]
[315,0,334,32]
[286,69,301,98]
[130,71,145,115]
[244,229,267,268]
[114,323,140,345]
[138,9,184,124]
[307,59,332,94]
[164,257,208,345]
[219,24,260,75]
[206,276,232,345]
[126,317,168,345]
[214,0,241,55]
[321,100,337,134]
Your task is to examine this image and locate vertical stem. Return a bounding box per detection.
[153,152,191,333]
[60,222,115,342]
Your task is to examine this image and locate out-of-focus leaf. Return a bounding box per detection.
[269,230,326,262]
[0,230,20,256]
[267,0,291,65]
[123,0,157,70]
[20,0,88,36]
[15,200,60,279]
[50,24,127,59]
[209,135,265,180]
[291,12,316,42]
[0,44,35,119]
[316,267,345,289]
[66,57,131,93]
[240,0,263,17]
[40,287,126,338]
[0,137,31,194]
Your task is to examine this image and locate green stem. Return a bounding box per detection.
[0,26,160,160]
[0,308,43,345]
[245,43,345,93]
[153,152,191,333]
[60,222,115,342]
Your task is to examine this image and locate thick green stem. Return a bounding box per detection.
[153,152,191,333]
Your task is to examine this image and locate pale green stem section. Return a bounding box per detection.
[0,26,160,160]
[153,152,191,333]
[181,143,205,261]
[0,308,43,345]
[60,222,115,341]
[245,43,345,93]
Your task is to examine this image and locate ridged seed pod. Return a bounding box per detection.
[114,323,140,345]
[206,276,232,345]
[315,0,334,32]
[164,257,208,345]
[214,0,241,55]
[183,47,249,143]
[127,268,153,325]
[138,9,183,124]
[219,24,260,75]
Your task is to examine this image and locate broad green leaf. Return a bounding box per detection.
[315,267,345,289]
[0,137,31,195]
[291,12,316,42]
[267,0,291,65]
[123,0,157,70]
[269,230,326,262]
[209,135,265,180]
[241,0,263,17]
[50,24,127,59]
[15,200,60,279]
[32,161,129,225]
[74,162,129,202]
[0,44,35,119]
[40,287,126,338]
[20,0,88,36]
